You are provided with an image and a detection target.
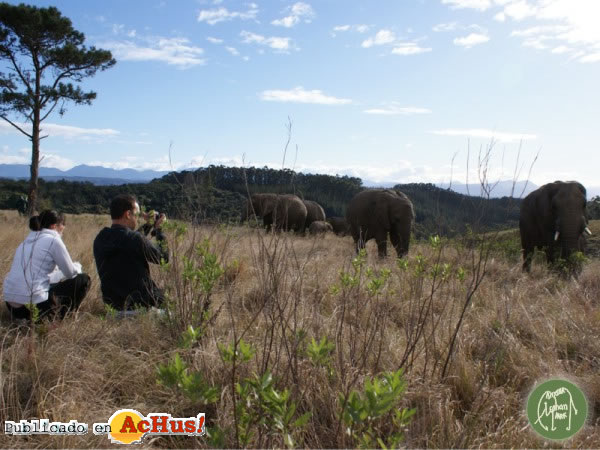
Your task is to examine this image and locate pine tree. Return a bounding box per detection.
[0,3,115,214]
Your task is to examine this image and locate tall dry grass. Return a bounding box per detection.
[0,209,599,448]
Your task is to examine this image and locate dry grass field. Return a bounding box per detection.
[0,209,599,448]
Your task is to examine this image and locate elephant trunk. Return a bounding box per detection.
[557,213,585,259]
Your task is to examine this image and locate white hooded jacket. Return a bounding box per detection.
[3,229,79,305]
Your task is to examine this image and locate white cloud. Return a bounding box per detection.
[364,104,432,115]
[453,32,490,48]
[0,121,120,139]
[259,86,352,105]
[392,43,432,55]
[240,31,295,52]
[360,29,431,55]
[40,154,77,170]
[100,37,205,68]
[551,45,571,54]
[521,36,550,49]
[206,36,223,44]
[333,25,351,32]
[226,46,240,56]
[503,0,537,20]
[88,156,173,171]
[362,29,396,48]
[431,128,537,143]
[271,2,315,28]
[0,148,76,170]
[580,52,600,63]
[0,153,29,164]
[197,5,258,25]
[331,24,369,37]
[454,0,600,63]
[510,25,569,37]
[433,22,459,32]
[442,0,492,11]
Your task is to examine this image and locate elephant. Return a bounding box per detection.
[309,220,333,235]
[276,194,308,233]
[519,181,591,272]
[242,193,278,230]
[327,216,350,236]
[303,200,326,230]
[242,193,307,233]
[346,189,414,258]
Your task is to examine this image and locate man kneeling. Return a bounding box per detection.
[93,194,168,311]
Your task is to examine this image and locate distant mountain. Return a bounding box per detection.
[363,178,538,198]
[0,164,169,184]
[40,176,144,185]
[437,180,539,198]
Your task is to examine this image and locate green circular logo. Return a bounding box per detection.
[527,379,588,440]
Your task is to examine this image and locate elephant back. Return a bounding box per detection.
[274,194,308,231]
[309,220,332,235]
[327,217,350,236]
[346,189,414,239]
[303,200,326,228]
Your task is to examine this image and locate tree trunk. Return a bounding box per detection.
[27,116,40,216]
[27,60,41,217]
[27,139,39,216]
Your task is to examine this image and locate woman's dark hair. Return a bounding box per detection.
[29,215,41,231]
[33,210,65,230]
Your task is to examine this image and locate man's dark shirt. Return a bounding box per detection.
[93,224,168,310]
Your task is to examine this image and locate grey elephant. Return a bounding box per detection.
[276,194,308,233]
[242,193,278,230]
[327,216,350,236]
[519,181,591,272]
[242,193,307,233]
[309,220,333,235]
[303,200,326,230]
[346,189,414,258]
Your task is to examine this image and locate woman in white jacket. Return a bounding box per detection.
[3,210,90,321]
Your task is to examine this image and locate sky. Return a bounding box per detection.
[1,0,599,189]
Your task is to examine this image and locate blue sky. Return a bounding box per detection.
[1,0,599,188]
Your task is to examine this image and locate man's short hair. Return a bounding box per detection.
[110,194,137,219]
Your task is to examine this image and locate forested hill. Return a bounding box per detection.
[0,165,521,237]
[395,183,520,237]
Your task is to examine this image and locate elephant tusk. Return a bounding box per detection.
[585,227,592,236]
[554,231,560,241]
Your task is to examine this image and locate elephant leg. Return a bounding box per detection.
[354,235,366,254]
[375,231,388,258]
[376,240,387,258]
[522,246,533,272]
[545,245,556,265]
[390,231,408,258]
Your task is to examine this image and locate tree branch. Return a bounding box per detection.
[39,64,95,109]
[0,114,31,138]
[7,51,33,97]
[40,98,59,122]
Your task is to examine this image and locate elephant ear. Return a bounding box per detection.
[374,193,392,230]
[538,182,561,215]
[575,182,587,199]
[262,195,277,215]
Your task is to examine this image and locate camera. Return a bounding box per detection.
[145,209,160,226]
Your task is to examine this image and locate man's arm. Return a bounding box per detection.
[137,229,169,264]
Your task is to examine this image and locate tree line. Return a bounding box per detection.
[0,165,533,238]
